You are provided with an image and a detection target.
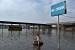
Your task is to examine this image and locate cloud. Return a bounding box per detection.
[0,0,40,22]
[0,0,53,23]
[52,0,64,5]
[0,0,75,23]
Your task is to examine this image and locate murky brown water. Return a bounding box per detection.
[0,29,75,50]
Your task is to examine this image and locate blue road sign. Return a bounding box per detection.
[51,1,66,16]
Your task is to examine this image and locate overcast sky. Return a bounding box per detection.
[0,0,75,24]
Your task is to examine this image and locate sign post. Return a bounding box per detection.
[57,15,60,50]
[51,1,67,50]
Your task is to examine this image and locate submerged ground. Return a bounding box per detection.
[0,29,75,50]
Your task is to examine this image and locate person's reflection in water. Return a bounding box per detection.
[33,45,42,50]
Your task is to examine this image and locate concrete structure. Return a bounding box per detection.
[47,21,75,31]
[0,21,51,36]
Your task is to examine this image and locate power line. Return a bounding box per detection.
[63,15,75,18]
[65,16,75,18]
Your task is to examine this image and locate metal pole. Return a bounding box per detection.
[26,24,27,36]
[26,24,27,34]
[33,25,34,35]
[18,24,20,38]
[10,23,13,40]
[2,23,3,38]
[57,15,60,50]
[38,25,40,33]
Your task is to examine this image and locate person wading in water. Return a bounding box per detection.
[33,33,42,45]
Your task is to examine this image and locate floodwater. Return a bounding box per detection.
[0,29,75,50]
